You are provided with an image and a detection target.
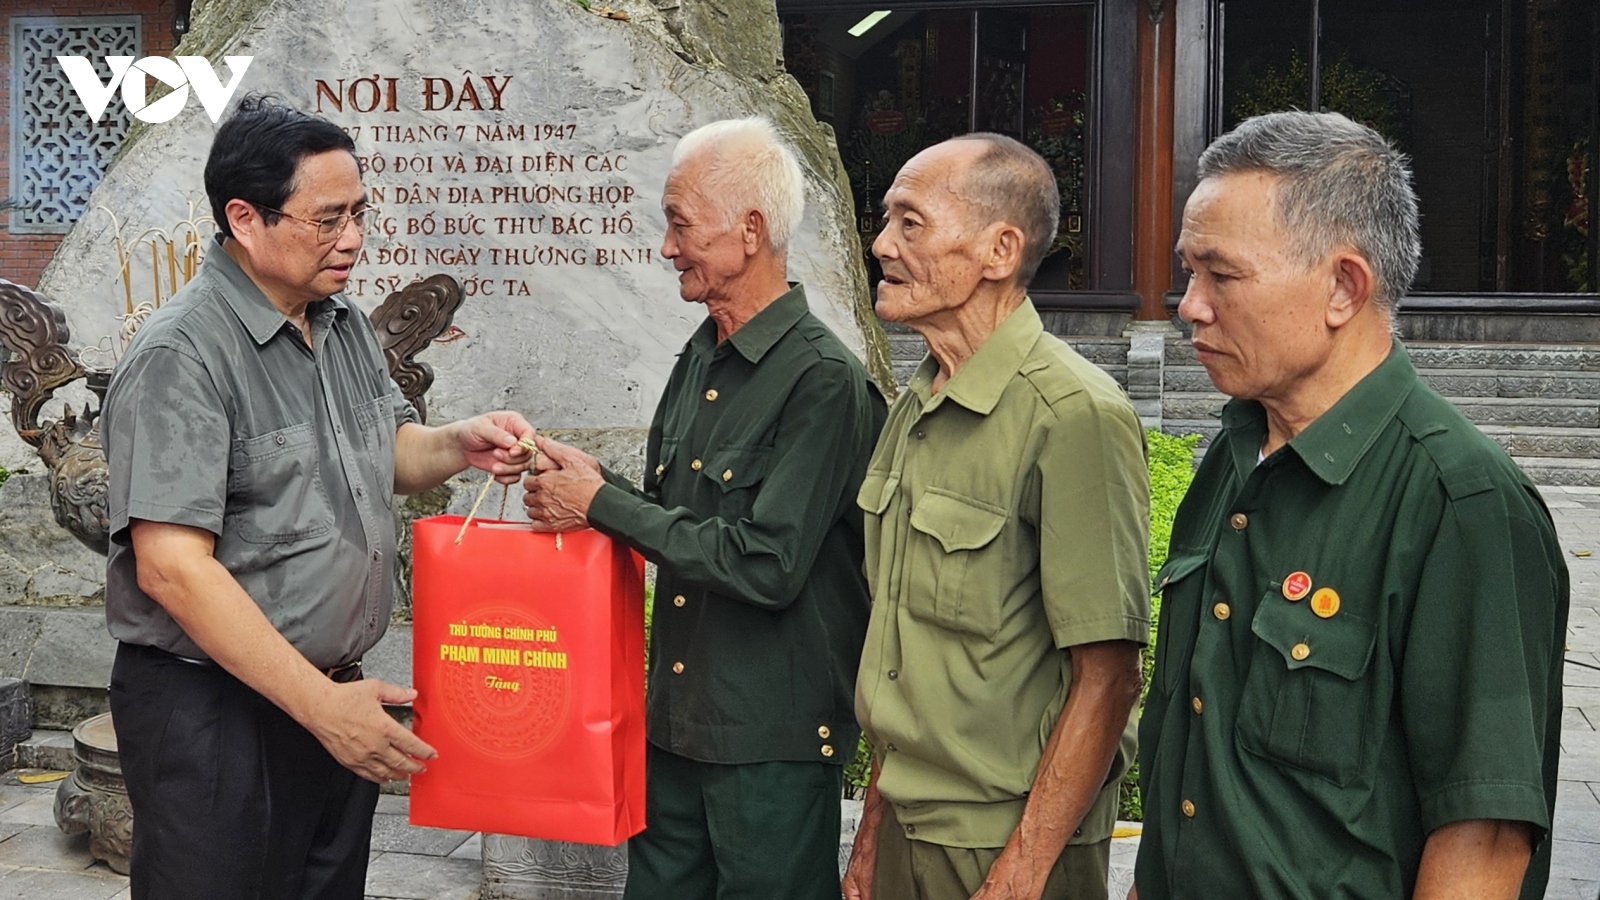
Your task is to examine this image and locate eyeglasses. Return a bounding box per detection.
[254,203,380,243]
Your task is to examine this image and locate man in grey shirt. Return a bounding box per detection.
[102,95,535,900]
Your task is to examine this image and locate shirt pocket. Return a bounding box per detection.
[702,444,772,521]
[856,470,898,516]
[1153,552,1209,696]
[906,487,1009,639]
[353,397,396,509]
[1236,595,1379,786]
[228,423,334,543]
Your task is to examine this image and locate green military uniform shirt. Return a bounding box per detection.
[586,285,885,765]
[856,300,1150,849]
[1137,341,1568,900]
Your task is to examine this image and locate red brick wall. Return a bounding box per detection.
[1,0,175,288]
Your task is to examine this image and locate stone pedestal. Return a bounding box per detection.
[53,712,132,874]
[1123,320,1177,431]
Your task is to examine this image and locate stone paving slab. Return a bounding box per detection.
[369,812,473,857]
[0,867,126,900]
[363,851,480,900]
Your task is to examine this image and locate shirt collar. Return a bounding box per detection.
[909,298,1043,416]
[725,284,809,363]
[1220,339,1417,485]
[205,235,349,346]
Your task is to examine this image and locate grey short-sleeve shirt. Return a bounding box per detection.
[103,238,417,669]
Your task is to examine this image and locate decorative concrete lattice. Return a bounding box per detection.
[8,17,141,234]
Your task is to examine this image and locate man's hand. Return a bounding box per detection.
[523,438,605,531]
[1127,886,1138,900]
[843,763,885,900]
[458,410,538,484]
[299,678,438,783]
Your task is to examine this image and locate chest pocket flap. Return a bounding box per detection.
[703,445,772,492]
[909,488,1007,553]
[1250,598,1376,680]
[1155,552,1209,594]
[857,471,900,516]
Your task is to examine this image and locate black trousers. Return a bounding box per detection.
[110,642,379,900]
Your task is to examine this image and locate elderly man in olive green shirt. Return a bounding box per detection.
[1135,111,1568,900]
[523,118,882,900]
[843,134,1150,900]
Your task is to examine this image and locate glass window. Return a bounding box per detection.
[1218,0,1599,293]
[781,5,1095,290]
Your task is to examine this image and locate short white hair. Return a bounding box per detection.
[671,117,806,252]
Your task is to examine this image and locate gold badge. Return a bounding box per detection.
[1282,571,1312,602]
[1310,587,1341,619]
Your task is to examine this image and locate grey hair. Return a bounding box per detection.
[948,133,1060,287]
[1197,110,1421,310]
[671,117,807,252]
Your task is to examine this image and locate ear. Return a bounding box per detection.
[741,208,767,258]
[979,222,1027,284]
[1325,250,1375,330]
[224,198,263,250]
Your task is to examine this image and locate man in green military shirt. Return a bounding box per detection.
[1135,111,1568,900]
[843,134,1150,900]
[522,118,884,900]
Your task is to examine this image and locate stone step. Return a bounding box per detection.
[1509,456,1600,487]
[1163,340,1600,370]
[1479,426,1600,459]
[1163,393,1600,430]
[1162,364,1600,399]
[15,729,73,771]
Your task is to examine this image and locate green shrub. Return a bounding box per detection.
[1119,430,1201,821]
[0,467,8,490]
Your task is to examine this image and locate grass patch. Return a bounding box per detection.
[1118,430,1201,821]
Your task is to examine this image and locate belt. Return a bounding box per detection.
[143,644,363,684]
[324,660,364,683]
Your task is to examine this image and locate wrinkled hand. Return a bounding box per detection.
[969,854,1044,900]
[301,678,436,784]
[459,410,537,483]
[1127,887,1138,900]
[532,434,601,475]
[523,438,604,531]
[841,826,878,900]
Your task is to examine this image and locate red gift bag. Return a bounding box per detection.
[408,515,646,846]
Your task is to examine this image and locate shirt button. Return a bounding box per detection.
[276,434,286,445]
[1191,696,1203,715]
[673,594,686,607]
[722,469,733,482]
[818,725,831,739]
[915,429,926,440]
[1182,799,1196,818]
[655,464,665,477]
[906,824,917,836]
[371,550,381,561]
[705,389,718,402]
[691,459,703,471]
[821,744,835,757]
[887,669,899,680]
[672,661,685,674]
[1292,642,1311,661]
[1213,602,1231,620]
[886,743,897,752]
[1230,512,1248,530]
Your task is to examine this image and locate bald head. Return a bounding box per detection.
[942,133,1060,287]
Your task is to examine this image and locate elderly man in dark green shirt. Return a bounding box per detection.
[843,134,1150,900]
[1135,111,1568,900]
[522,117,884,900]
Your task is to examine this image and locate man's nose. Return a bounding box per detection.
[1177,280,1210,325]
[870,225,893,261]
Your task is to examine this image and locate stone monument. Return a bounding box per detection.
[20,0,888,896]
